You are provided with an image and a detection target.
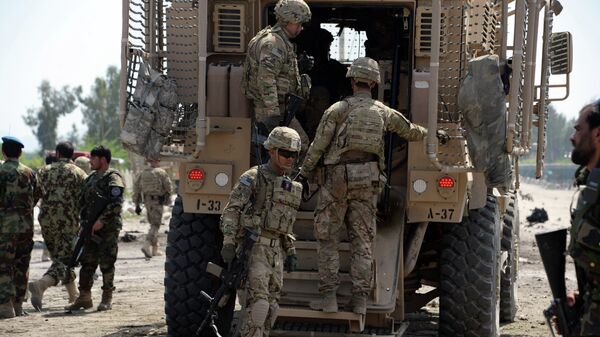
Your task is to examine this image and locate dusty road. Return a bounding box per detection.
[0,181,577,337]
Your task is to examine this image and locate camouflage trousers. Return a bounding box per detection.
[314,165,378,295]
[78,230,119,291]
[579,273,600,336]
[39,212,78,284]
[240,243,284,337]
[0,233,33,305]
[144,199,163,245]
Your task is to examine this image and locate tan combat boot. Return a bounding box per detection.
[65,289,93,311]
[0,301,15,319]
[97,289,113,311]
[350,294,367,315]
[28,274,58,311]
[152,243,163,256]
[64,282,79,303]
[141,241,152,258]
[309,291,338,313]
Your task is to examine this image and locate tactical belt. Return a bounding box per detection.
[146,195,162,200]
[256,236,280,248]
[336,151,377,165]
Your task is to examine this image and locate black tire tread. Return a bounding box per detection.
[500,191,519,322]
[439,195,501,337]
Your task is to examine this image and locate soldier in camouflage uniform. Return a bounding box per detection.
[132,160,172,258]
[0,136,42,318]
[298,57,429,314]
[220,127,303,337]
[241,0,312,157]
[67,145,124,312]
[28,142,87,310]
[567,100,600,336]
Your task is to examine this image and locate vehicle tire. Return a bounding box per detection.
[500,191,519,322]
[164,196,235,337]
[439,195,501,337]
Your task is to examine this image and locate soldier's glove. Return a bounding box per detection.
[295,174,310,201]
[436,130,450,145]
[221,243,236,265]
[284,254,298,272]
[298,51,314,74]
[135,205,142,215]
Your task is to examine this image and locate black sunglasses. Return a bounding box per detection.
[278,149,299,159]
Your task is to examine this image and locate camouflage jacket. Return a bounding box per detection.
[569,167,600,293]
[241,23,301,120]
[220,162,302,253]
[0,159,42,233]
[81,168,125,232]
[38,158,87,217]
[132,167,172,205]
[300,92,428,177]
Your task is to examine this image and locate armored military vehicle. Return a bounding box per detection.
[119,0,572,336]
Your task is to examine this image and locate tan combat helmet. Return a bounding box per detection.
[74,156,91,174]
[264,126,301,152]
[274,0,312,25]
[346,57,381,84]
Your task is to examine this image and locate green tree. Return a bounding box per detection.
[78,66,120,143]
[22,80,80,154]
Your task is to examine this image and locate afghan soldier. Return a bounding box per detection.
[132,160,172,258]
[29,142,87,310]
[67,145,124,312]
[0,136,41,318]
[565,100,600,335]
[241,0,312,157]
[220,127,303,337]
[74,156,92,175]
[298,57,431,314]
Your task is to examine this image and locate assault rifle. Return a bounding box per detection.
[535,228,580,337]
[197,228,259,336]
[68,188,120,268]
[281,93,304,127]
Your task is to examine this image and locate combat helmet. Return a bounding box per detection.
[263,126,301,152]
[274,0,311,24]
[346,57,381,84]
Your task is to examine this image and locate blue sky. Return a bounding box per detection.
[0,0,597,151]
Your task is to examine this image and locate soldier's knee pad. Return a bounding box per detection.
[249,299,270,326]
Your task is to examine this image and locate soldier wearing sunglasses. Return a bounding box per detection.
[220,126,303,337]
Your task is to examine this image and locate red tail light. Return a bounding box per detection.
[438,176,455,188]
[188,168,205,181]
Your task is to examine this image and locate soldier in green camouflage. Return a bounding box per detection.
[74,156,91,175]
[241,0,312,156]
[220,127,303,337]
[298,57,429,315]
[67,145,125,312]
[0,136,42,318]
[28,142,87,311]
[132,160,172,258]
[567,100,600,336]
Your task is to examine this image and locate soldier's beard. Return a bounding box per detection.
[571,142,594,166]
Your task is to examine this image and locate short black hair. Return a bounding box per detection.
[55,141,74,159]
[90,145,111,164]
[585,99,600,130]
[2,142,22,158]
[45,155,57,165]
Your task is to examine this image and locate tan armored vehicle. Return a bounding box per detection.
[119,0,572,336]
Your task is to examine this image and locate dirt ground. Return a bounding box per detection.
[0,181,578,337]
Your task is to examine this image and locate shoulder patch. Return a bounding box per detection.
[240,175,253,186]
[111,186,123,197]
[271,47,283,58]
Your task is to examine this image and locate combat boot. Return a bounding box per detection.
[309,291,338,313]
[97,289,113,311]
[0,301,15,319]
[29,274,58,311]
[13,302,27,316]
[141,241,152,258]
[65,289,93,311]
[350,294,367,315]
[152,243,163,256]
[65,282,79,303]
[41,248,50,262]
